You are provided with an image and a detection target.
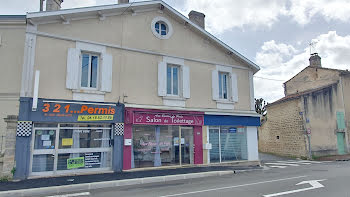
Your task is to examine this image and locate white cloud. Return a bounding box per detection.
[254,31,350,103]
[288,0,350,25]
[183,0,350,34]
[183,0,287,34]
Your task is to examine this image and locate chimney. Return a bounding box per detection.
[188,10,205,29]
[118,0,129,4]
[309,53,322,67]
[46,0,63,11]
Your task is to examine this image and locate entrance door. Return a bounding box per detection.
[180,127,194,165]
[31,128,58,176]
[337,132,346,155]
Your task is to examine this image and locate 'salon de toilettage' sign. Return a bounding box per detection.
[29,99,118,123]
[133,112,204,126]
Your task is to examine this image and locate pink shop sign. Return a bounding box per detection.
[133,112,204,126]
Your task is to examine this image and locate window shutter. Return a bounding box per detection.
[231,72,238,102]
[100,53,113,92]
[158,61,167,96]
[66,48,80,90]
[212,70,219,100]
[182,65,190,98]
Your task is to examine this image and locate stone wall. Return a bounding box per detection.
[258,99,308,157]
[284,67,340,96]
[1,115,17,178]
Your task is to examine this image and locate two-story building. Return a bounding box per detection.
[0,0,260,180]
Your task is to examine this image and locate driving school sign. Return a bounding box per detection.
[22,98,123,123]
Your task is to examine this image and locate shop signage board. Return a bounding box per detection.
[26,98,120,123]
[133,112,204,126]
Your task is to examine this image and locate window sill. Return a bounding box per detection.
[72,89,106,95]
[163,96,186,107]
[216,99,236,104]
[72,89,105,102]
[215,99,236,110]
[163,96,186,101]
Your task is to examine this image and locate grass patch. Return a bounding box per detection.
[0,176,10,182]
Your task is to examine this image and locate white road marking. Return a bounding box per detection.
[263,179,326,197]
[276,161,312,165]
[268,165,287,168]
[265,163,300,166]
[46,192,90,197]
[158,175,307,197]
[294,160,322,164]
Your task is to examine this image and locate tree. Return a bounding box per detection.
[255,98,268,116]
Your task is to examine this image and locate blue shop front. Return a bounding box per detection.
[204,114,260,163]
[14,97,124,179]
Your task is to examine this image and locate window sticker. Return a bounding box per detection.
[67,157,85,169]
[62,138,73,146]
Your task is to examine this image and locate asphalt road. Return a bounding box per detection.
[80,160,350,197]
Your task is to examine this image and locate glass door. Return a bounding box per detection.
[31,128,58,176]
[209,127,220,163]
[179,127,194,165]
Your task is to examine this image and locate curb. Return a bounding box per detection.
[0,170,235,197]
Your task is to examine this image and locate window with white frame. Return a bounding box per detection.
[158,57,190,107]
[151,17,173,40]
[155,21,168,36]
[218,72,229,99]
[66,42,113,94]
[167,64,180,96]
[81,53,99,89]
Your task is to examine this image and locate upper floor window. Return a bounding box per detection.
[151,17,173,40]
[219,72,229,99]
[155,21,168,36]
[66,42,113,94]
[167,64,179,96]
[81,53,99,89]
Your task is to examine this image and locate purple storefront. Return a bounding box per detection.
[123,108,204,170]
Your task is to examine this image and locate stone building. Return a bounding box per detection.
[259,53,350,158]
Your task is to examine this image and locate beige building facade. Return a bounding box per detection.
[259,54,350,158]
[1,0,260,179]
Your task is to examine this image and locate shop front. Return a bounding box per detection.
[204,115,260,163]
[123,108,204,170]
[14,97,124,179]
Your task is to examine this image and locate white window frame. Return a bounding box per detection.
[79,52,100,90]
[151,16,173,40]
[212,65,238,109]
[167,64,181,96]
[218,72,229,100]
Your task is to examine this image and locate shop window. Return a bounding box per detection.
[132,125,194,168]
[209,126,247,163]
[30,124,113,176]
[81,53,99,89]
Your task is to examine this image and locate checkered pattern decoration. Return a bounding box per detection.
[114,123,124,136]
[16,121,33,137]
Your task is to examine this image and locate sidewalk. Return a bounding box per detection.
[0,164,261,194]
[314,154,350,161]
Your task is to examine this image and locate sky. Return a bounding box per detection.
[1,0,350,103]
